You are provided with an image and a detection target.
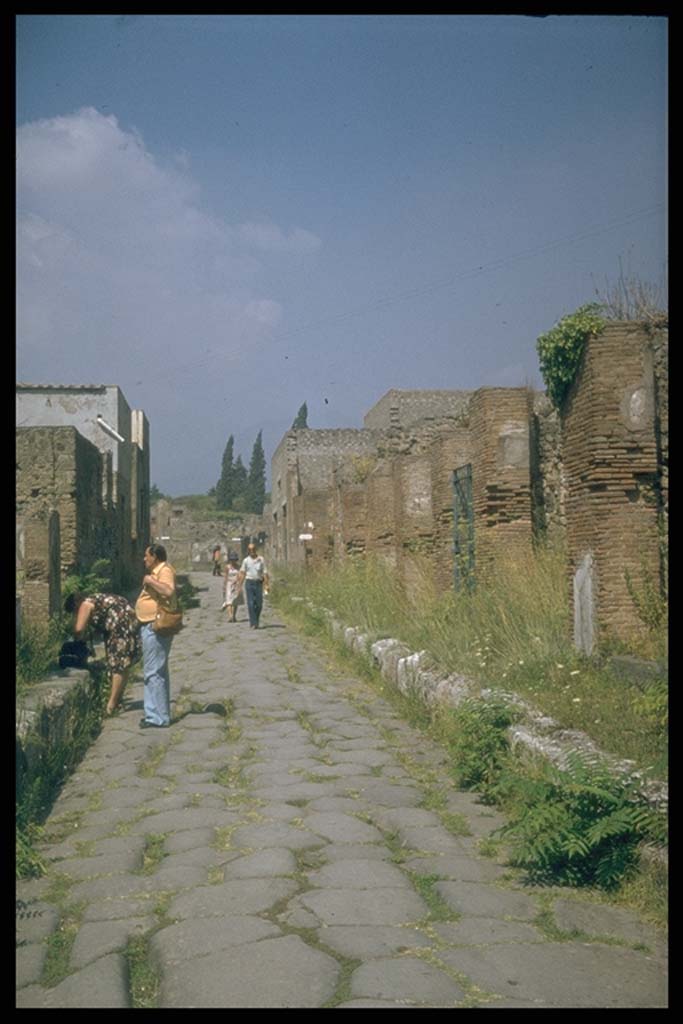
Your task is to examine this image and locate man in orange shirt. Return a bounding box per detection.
[135,544,177,728]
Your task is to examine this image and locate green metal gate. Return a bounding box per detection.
[453,464,475,592]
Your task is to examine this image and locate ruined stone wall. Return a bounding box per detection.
[150,499,266,570]
[469,388,534,582]
[20,512,61,626]
[394,453,435,565]
[562,323,662,650]
[429,426,474,594]
[531,393,566,544]
[271,428,384,566]
[364,389,472,431]
[16,427,114,581]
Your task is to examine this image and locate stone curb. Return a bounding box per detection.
[294,597,667,867]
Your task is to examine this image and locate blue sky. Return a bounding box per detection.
[16,14,667,495]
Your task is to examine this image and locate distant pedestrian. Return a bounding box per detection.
[211,545,222,576]
[238,542,270,629]
[65,591,141,716]
[136,544,177,728]
[222,552,244,621]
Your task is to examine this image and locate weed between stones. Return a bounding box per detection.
[125,931,161,1009]
[140,833,168,875]
[41,901,86,988]
[408,873,460,924]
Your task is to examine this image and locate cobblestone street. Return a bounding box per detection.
[16,573,668,1008]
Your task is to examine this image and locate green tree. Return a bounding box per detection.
[233,454,248,508]
[216,435,235,509]
[292,402,308,429]
[246,430,266,514]
[150,483,166,502]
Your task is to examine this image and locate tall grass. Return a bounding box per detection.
[275,545,667,778]
[16,618,67,696]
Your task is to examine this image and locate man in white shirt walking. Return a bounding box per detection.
[238,542,270,629]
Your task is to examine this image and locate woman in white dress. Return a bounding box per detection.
[222,552,244,622]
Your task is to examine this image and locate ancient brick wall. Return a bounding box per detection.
[394,453,435,566]
[651,327,668,592]
[562,323,662,650]
[429,425,474,594]
[469,388,534,583]
[531,393,566,544]
[365,459,400,570]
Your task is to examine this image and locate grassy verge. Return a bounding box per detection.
[271,575,668,929]
[272,548,667,779]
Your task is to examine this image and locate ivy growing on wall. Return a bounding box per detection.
[536,303,606,408]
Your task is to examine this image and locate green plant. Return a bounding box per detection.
[624,566,668,636]
[631,681,668,734]
[62,558,114,600]
[16,617,68,692]
[492,751,667,889]
[536,303,606,408]
[444,696,519,793]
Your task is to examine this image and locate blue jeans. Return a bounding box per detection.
[245,580,263,627]
[141,622,173,725]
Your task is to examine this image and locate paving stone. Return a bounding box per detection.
[433,917,545,946]
[69,873,157,902]
[304,812,385,844]
[439,943,668,1008]
[335,1000,419,1007]
[16,944,48,988]
[82,899,156,922]
[552,899,667,954]
[321,843,391,863]
[350,957,466,1005]
[70,918,152,969]
[279,903,322,929]
[160,935,339,1008]
[19,953,129,1008]
[373,807,444,831]
[318,925,433,959]
[49,851,142,880]
[160,847,222,871]
[230,822,322,851]
[98,788,152,810]
[350,782,423,808]
[151,916,281,964]
[222,848,298,878]
[89,835,147,858]
[393,827,465,856]
[306,797,372,815]
[402,854,507,883]
[163,828,216,854]
[301,888,427,927]
[128,807,238,834]
[15,903,60,945]
[435,882,538,920]
[308,859,413,890]
[326,749,396,768]
[146,862,213,890]
[169,878,298,919]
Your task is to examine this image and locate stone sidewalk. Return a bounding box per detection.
[16,573,668,1008]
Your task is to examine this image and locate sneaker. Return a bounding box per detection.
[139,719,169,729]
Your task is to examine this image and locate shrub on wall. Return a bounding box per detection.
[536,303,606,408]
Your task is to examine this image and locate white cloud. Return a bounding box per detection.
[238,221,322,254]
[16,107,318,385]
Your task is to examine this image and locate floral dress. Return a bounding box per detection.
[85,594,142,674]
[224,566,244,606]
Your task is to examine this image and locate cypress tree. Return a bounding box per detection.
[233,454,248,507]
[246,430,266,514]
[216,435,235,509]
[292,402,308,429]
